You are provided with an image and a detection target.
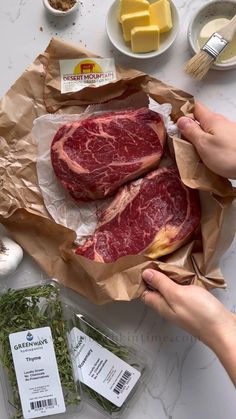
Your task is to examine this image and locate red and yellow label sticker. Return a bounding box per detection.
[59,58,116,94]
[73,59,103,74]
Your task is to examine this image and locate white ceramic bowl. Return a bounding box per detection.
[43,0,79,16]
[187,0,236,70]
[106,0,179,59]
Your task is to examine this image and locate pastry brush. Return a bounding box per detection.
[184,14,236,80]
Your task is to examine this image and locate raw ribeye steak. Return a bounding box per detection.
[51,107,166,202]
[75,167,201,262]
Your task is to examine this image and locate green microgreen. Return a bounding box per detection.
[74,314,138,415]
[0,284,81,419]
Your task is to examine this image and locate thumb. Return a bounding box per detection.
[142,269,178,301]
[177,116,209,147]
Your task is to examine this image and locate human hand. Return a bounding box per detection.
[141,269,236,350]
[177,102,236,179]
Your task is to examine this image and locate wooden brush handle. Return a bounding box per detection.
[219,14,236,42]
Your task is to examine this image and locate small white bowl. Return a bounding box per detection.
[43,0,79,16]
[106,0,179,59]
[187,0,236,71]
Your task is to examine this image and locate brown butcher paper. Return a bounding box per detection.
[0,37,235,304]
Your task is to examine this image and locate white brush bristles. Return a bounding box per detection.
[184,50,215,80]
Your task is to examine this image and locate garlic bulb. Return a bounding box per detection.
[0,237,23,278]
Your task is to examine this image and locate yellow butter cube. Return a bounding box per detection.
[131,25,160,53]
[119,0,149,23]
[149,0,172,33]
[121,11,150,42]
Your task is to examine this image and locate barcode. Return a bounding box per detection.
[113,370,132,395]
[30,398,57,410]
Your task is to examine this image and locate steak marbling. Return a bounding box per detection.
[75,167,201,262]
[51,107,166,202]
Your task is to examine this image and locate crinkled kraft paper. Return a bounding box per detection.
[0,38,235,304]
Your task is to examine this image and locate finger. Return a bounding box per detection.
[194,102,215,131]
[142,289,174,319]
[194,102,226,133]
[142,269,179,302]
[177,116,212,151]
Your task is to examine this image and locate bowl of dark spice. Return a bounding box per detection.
[43,0,79,16]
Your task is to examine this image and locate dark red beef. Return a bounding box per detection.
[51,107,166,202]
[75,167,201,263]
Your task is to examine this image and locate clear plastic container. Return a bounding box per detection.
[0,281,83,419]
[65,305,150,418]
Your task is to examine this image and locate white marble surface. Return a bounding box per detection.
[0,1,236,418]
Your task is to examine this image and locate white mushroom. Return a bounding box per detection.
[0,237,23,278]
